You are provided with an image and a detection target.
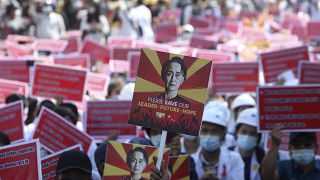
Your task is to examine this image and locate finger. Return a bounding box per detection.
[153,156,158,165]
[152,166,161,175]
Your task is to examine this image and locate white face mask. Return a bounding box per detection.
[237,134,257,151]
[291,149,315,166]
[199,135,220,152]
[150,134,161,147]
[42,5,53,14]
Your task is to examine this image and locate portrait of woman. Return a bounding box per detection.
[125,147,148,180]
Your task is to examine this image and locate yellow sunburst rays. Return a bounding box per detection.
[171,155,190,180]
[142,148,170,178]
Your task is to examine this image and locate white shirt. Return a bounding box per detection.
[35,12,66,39]
[192,147,245,180]
[234,147,262,180]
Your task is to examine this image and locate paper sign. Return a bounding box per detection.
[32,64,87,102]
[128,49,212,136]
[87,72,109,97]
[33,108,93,153]
[0,139,42,180]
[81,38,110,64]
[107,37,133,47]
[32,39,68,53]
[134,41,171,52]
[190,36,218,49]
[154,24,178,43]
[158,8,181,24]
[128,52,141,81]
[53,54,90,69]
[63,36,80,53]
[189,17,210,28]
[41,144,82,180]
[104,141,170,179]
[298,62,320,84]
[169,155,190,180]
[109,59,129,73]
[258,85,320,132]
[0,79,28,104]
[196,49,234,63]
[307,21,320,40]
[111,47,140,60]
[86,100,136,138]
[212,62,259,94]
[7,34,36,43]
[0,101,24,142]
[0,60,31,83]
[260,46,309,83]
[5,41,33,57]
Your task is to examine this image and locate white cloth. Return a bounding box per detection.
[129,5,154,42]
[192,147,245,180]
[35,12,66,39]
[234,147,262,180]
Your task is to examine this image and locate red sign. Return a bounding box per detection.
[298,62,320,84]
[169,155,190,180]
[107,37,133,47]
[5,41,33,57]
[189,17,211,28]
[190,36,218,49]
[0,79,28,104]
[33,108,93,153]
[134,41,171,52]
[154,24,178,43]
[86,100,136,138]
[307,21,320,40]
[87,72,109,97]
[0,139,42,180]
[212,62,259,94]
[81,38,110,64]
[63,36,80,53]
[41,144,82,180]
[111,47,140,60]
[32,39,68,53]
[53,54,90,69]
[104,141,170,179]
[260,46,309,83]
[0,60,30,83]
[128,52,141,81]
[196,49,234,63]
[32,64,87,102]
[0,101,24,142]
[258,85,320,131]
[7,34,36,43]
[128,49,212,136]
[109,59,129,73]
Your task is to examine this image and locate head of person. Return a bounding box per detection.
[59,103,79,121]
[161,57,187,94]
[289,132,318,167]
[41,1,54,15]
[53,106,77,125]
[200,107,228,153]
[0,132,10,146]
[94,142,108,178]
[106,78,125,99]
[231,93,256,120]
[5,93,25,108]
[126,147,148,179]
[36,99,55,116]
[56,150,92,180]
[235,108,260,152]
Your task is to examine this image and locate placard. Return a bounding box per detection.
[32,64,87,102]
[86,100,135,138]
[104,141,170,179]
[128,48,212,136]
[109,59,129,73]
[87,72,109,97]
[298,61,320,84]
[169,155,190,180]
[196,49,234,63]
[53,54,90,69]
[0,139,42,180]
[212,62,259,94]
[258,85,320,131]
[0,79,28,104]
[111,47,140,60]
[5,41,33,57]
[107,37,133,47]
[307,21,320,40]
[7,34,36,43]
[154,24,178,43]
[189,36,218,49]
[260,46,309,83]
[33,108,93,153]
[128,52,141,81]
[32,39,68,53]
[41,144,82,180]
[0,60,31,83]
[0,101,24,142]
[81,38,110,64]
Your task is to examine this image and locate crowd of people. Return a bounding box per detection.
[1,0,320,180]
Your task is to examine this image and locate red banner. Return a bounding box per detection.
[41,144,82,180]
[258,85,320,131]
[86,100,136,138]
[32,64,87,102]
[298,62,320,84]
[212,62,259,94]
[169,155,190,180]
[0,101,24,142]
[81,38,110,64]
[0,60,31,83]
[53,54,90,69]
[128,52,141,81]
[196,49,234,63]
[0,139,42,180]
[0,79,28,104]
[307,21,320,40]
[87,72,109,97]
[111,47,140,60]
[32,39,68,53]
[33,108,93,153]
[154,24,178,43]
[260,46,309,83]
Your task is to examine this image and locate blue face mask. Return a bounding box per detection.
[150,134,161,147]
[200,135,221,152]
[237,134,257,151]
[291,149,315,166]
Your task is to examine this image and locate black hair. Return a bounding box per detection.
[37,99,55,116]
[53,106,77,125]
[126,147,148,168]
[5,94,25,107]
[161,57,187,82]
[60,102,79,119]
[235,123,262,143]
[0,132,10,146]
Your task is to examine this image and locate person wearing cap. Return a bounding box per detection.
[232,108,265,180]
[192,107,244,179]
[261,124,320,180]
[56,149,92,180]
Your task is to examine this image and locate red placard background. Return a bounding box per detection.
[0,60,30,83]
[169,155,190,180]
[81,38,110,64]
[53,54,90,69]
[109,59,129,73]
[87,72,109,97]
[298,61,320,84]
[128,52,141,81]
[0,79,28,104]
[33,108,93,153]
[196,49,234,63]
[32,39,68,53]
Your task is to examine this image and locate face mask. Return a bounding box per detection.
[42,5,53,14]
[150,134,161,147]
[291,149,315,166]
[237,134,257,151]
[200,135,220,152]
[182,134,197,141]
